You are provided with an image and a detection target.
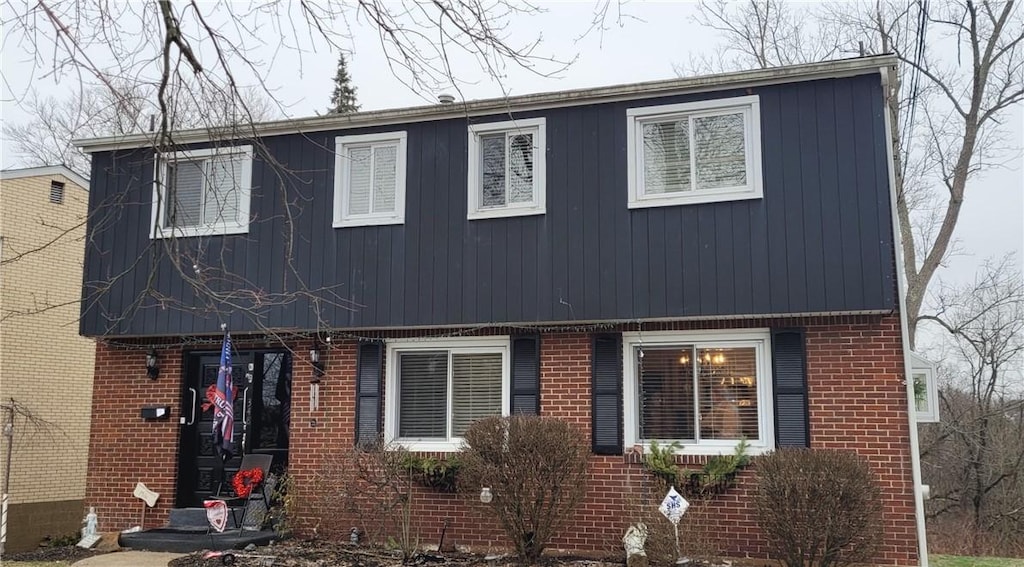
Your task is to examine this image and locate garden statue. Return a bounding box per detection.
[623,522,649,567]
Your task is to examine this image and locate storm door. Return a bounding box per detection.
[177,350,292,508]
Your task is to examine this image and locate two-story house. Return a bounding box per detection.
[75,54,926,564]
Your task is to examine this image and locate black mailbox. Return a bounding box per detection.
[141,406,171,420]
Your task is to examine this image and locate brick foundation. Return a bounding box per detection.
[85,315,919,564]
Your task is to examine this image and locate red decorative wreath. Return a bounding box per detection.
[232,467,264,498]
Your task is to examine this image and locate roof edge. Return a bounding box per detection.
[74,54,897,153]
[0,165,90,190]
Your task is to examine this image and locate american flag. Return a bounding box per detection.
[212,332,235,458]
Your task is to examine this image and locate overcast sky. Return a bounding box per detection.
[2,1,1020,336]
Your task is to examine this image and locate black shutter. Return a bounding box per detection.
[591,334,622,455]
[355,341,384,447]
[772,329,810,448]
[511,336,540,415]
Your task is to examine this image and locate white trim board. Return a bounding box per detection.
[74,56,897,153]
[1,165,89,191]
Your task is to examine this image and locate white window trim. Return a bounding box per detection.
[384,335,511,452]
[622,328,775,456]
[626,95,763,209]
[467,118,547,220]
[910,352,940,423]
[333,131,408,228]
[151,145,253,239]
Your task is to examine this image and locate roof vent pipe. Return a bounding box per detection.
[437,93,455,105]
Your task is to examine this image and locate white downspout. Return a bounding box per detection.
[879,64,929,567]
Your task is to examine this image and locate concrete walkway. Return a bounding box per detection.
[71,551,186,566]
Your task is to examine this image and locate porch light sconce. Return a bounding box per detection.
[310,347,325,382]
[145,349,160,380]
[479,487,493,504]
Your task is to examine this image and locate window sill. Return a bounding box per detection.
[468,205,546,221]
[627,440,772,457]
[151,224,250,239]
[333,215,405,228]
[391,440,463,453]
[628,188,762,209]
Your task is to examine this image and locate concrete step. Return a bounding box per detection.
[167,507,245,529]
[119,527,277,553]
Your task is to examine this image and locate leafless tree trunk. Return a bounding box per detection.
[689,0,1024,348]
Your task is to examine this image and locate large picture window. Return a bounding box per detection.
[152,146,253,238]
[627,96,762,209]
[623,330,773,455]
[385,337,510,451]
[467,118,546,220]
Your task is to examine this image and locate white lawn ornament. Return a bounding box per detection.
[76,507,101,549]
[623,523,649,567]
[133,482,160,530]
[659,487,690,564]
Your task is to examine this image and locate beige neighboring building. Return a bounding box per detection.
[0,166,94,553]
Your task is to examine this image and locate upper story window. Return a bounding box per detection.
[49,181,65,204]
[385,336,511,452]
[152,145,253,239]
[334,132,407,228]
[467,118,546,220]
[623,329,774,455]
[627,95,762,209]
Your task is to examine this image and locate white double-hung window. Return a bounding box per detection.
[627,95,762,208]
[152,145,253,238]
[623,329,774,455]
[334,132,407,228]
[467,118,546,220]
[385,336,510,451]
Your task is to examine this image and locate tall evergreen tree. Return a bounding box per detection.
[328,53,359,114]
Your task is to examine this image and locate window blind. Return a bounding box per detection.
[205,155,243,225]
[451,352,502,436]
[372,145,397,213]
[167,159,204,227]
[398,352,448,438]
[638,346,696,441]
[642,120,691,194]
[347,146,373,215]
[481,133,506,207]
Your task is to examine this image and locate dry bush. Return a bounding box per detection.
[459,415,589,563]
[308,443,418,558]
[641,499,718,565]
[755,449,882,567]
[622,470,719,565]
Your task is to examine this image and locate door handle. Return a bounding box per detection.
[186,387,197,426]
[242,387,250,426]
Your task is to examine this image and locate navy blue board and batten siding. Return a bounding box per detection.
[80,73,896,337]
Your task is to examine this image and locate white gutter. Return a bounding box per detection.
[74,55,897,153]
[880,63,930,567]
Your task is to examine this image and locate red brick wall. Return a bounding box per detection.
[86,341,183,530]
[85,316,919,564]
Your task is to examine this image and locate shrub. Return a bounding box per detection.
[459,415,589,563]
[754,448,883,567]
[309,442,419,560]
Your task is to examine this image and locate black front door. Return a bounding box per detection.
[177,350,292,507]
